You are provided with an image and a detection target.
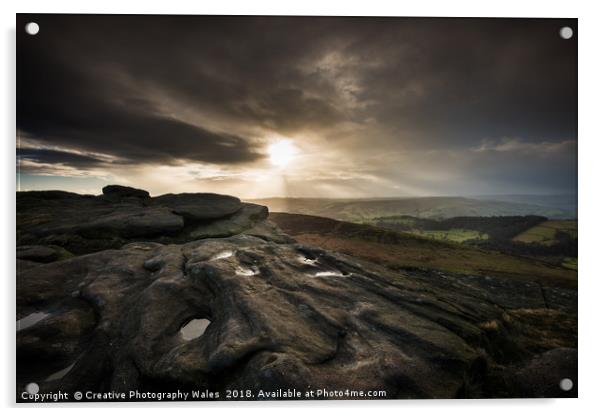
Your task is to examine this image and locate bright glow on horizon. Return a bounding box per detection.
[268,140,298,168]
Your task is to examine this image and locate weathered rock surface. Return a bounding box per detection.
[32,206,185,239]
[16,235,577,400]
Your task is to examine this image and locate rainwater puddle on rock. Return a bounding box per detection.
[45,361,76,381]
[210,250,234,261]
[298,256,318,265]
[180,318,211,340]
[314,271,347,277]
[17,312,50,332]
[235,266,258,276]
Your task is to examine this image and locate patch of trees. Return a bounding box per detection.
[372,215,548,241]
[470,233,577,258]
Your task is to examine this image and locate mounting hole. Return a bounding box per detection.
[25,382,39,394]
[25,22,40,36]
[559,26,573,40]
[559,378,573,391]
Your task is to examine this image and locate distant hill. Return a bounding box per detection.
[473,194,577,218]
[250,196,575,222]
[269,212,577,288]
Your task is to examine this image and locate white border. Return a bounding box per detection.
[2,1,601,415]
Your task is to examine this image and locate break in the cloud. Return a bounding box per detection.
[474,138,577,155]
[16,15,577,197]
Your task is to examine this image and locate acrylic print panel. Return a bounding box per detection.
[16,14,577,402]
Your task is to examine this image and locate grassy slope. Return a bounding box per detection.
[270,212,577,289]
[513,220,578,245]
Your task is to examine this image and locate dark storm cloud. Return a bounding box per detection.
[17,16,265,166]
[16,14,576,193]
[17,147,106,168]
[337,18,577,145]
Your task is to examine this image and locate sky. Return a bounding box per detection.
[17,15,577,198]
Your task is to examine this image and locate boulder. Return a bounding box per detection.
[512,348,577,398]
[17,245,59,263]
[154,193,242,221]
[102,185,150,200]
[188,203,268,239]
[17,188,257,255]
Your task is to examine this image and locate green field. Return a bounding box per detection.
[513,220,577,246]
[561,257,578,271]
[368,216,419,228]
[411,228,488,243]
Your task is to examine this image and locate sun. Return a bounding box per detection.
[268,140,298,168]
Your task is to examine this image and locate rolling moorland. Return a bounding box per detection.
[16,186,577,400]
[269,213,577,289]
[250,195,576,223]
[254,195,577,273]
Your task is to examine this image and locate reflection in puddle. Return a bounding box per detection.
[17,312,50,332]
[298,256,318,265]
[315,271,347,277]
[45,361,76,381]
[180,318,211,340]
[235,266,258,276]
[211,250,234,261]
